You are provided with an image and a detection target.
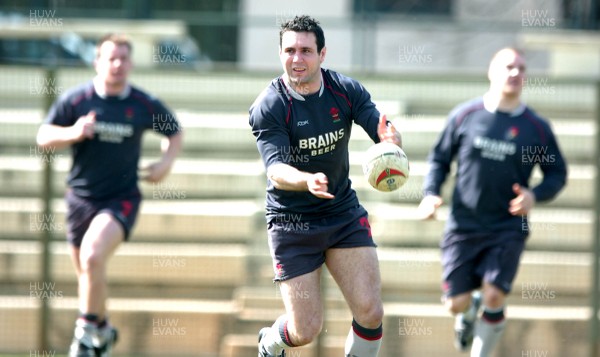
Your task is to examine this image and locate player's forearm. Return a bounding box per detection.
[159,131,183,167]
[532,147,567,202]
[422,165,448,197]
[532,174,566,203]
[267,163,311,191]
[36,124,79,150]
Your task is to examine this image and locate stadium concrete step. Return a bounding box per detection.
[349,115,594,164]
[220,334,329,357]
[2,66,597,117]
[0,239,590,306]
[381,247,591,300]
[4,288,586,357]
[363,203,592,251]
[0,240,248,290]
[0,153,590,209]
[0,109,594,163]
[0,295,236,356]
[0,197,263,243]
[238,241,592,306]
[350,159,591,209]
[0,155,266,200]
[0,196,591,252]
[219,303,589,357]
[243,245,591,309]
[233,285,350,318]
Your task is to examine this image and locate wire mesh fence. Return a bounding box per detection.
[0,65,597,356]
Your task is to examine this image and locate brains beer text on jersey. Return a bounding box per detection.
[94,122,134,143]
[298,128,345,156]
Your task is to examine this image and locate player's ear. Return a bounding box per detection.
[319,46,327,63]
[487,62,496,83]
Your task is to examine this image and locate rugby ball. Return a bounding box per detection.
[362,142,409,192]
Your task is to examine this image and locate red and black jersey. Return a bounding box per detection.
[423,96,568,234]
[249,68,381,221]
[45,81,179,200]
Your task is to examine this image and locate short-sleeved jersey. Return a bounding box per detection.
[423,97,567,234]
[45,81,180,200]
[249,68,381,221]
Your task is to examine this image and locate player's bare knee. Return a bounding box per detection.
[361,303,384,328]
[447,301,466,315]
[483,289,505,309]
[79,250,105,273]
[293,329,320,346]
[446,294,470,315]
[292,317,322,346]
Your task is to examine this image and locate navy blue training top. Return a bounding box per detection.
[423,97,567,234]
[45,81,180,200]
[249,68,381,221]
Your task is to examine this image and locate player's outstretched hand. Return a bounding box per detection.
[417,195,443,220]
[72,111,96,142]
[307,172,334,199]
[377,114,402,147]
[509,183,535,216]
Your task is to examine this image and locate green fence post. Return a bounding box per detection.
[591,79,600,357]
[39,67,57,352]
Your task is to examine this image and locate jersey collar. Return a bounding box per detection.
[483,92,526,117]
[93,77,131,100]
[282,73,324,101]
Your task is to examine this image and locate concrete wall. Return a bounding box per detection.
[238,0,353,72]
[238,0,599,77]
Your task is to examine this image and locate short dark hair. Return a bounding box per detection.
[279,15,325,53]
[96,33,132,58]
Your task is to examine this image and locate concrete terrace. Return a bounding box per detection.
[0,67,595,356]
